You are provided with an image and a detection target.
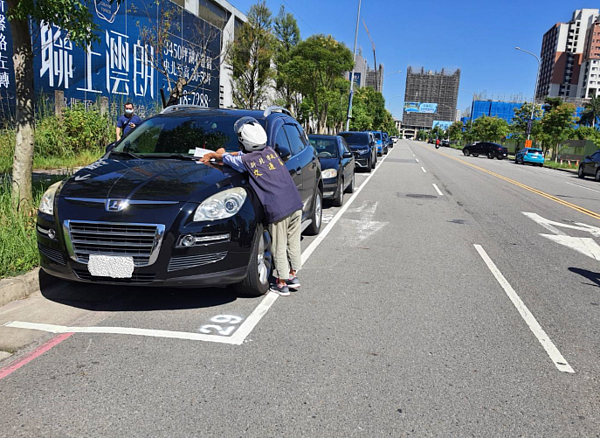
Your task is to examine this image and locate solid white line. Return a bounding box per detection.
[421,167,427,173]
[473,245,574,374]
[301,146,395,265]
[566,181,600,194]
[5,321,242,345]
[228,288,278,344]
[432,183,443,196]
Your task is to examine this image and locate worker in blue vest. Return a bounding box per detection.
[200,117,303,296]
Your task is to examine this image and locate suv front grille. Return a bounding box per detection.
[73,269,156,284]
[64,221,165,267]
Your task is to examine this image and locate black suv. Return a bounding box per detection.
[36,106,323,297]
[463,142,508,160]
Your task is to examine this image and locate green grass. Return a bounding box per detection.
[0,178,62,279]
[542,160,578,170]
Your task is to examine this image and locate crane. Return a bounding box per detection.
[362,19,378,91]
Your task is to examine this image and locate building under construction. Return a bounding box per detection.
[403,67,461,131]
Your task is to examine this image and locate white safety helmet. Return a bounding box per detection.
[234,117,267,152]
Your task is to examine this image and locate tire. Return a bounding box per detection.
[463,149,470,156]
[472,154,479,157]
[332,178,344,207]
[497,156,504,161]
[366,157,373,173]
[345,172,355,193]
[235,224,272,297]
[578,166,585,179]
[305,189,323,236]
[595,169,600,183]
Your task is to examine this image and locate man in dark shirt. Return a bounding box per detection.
[116,102,142,141]
[200,117,303,296]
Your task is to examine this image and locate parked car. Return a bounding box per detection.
[36,105,323,297]
[462,142,508,159]
[339,131,377,172]
[309,134,355,206]
[382,132,392,151]
[578,151,600,180]
[515,148,545,166]
[372,131,387,156]
[441,139,450,147]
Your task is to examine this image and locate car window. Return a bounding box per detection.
[341,138,351,154]
[592,152,600,161]
[283,124,305,156]
[340,132,369,145]
[309,137,338,158]
[275,127,292,161]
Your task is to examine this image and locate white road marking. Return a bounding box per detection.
[6,146,399,346]
[474,245,574,374]
[524,212,600,237]
[542,235,600,260]
[415,159,419,163]
[343,201,387,241]
[421,167,427,173]
[432,184,443,196]
[566,181,600,194]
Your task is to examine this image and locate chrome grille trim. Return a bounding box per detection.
[167,252,227,272]
[64,198,179,206]
[73,269,156,284]
[63,220,165,267]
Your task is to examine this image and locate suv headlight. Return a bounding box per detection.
[193,187,247,222]
[322,169,337,179]
[39,181,62,216]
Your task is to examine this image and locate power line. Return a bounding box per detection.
[280,0,318,35]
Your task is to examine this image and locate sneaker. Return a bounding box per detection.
[270,283,290,296]
[286,277,301,291]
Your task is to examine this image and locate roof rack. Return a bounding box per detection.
[160,105,210,115]
[263,106,292,117]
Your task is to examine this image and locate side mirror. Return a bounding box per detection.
[276,144,291,160]
[105,142,116,154]
[343,151,353,159]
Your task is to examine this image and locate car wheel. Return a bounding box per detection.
[487,152,494,159]
[366,157,373,173]
[472,153,479,157]
[235,224,272,297]
[595,169,600,182]
[333,178,344,207]
[578,166,585,178]
[345,172,355,193]
[463,149,470,156]
[305,189,323,236]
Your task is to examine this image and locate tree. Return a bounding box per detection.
[132,0,226,108]
[543,97,563,112]
[417,130,428,141]
[286,35,353,133]
[227,0,275,109]
[447,121,464,143]
[471,116,509,142]
[8,0,107,210]
[348,87,373,131]
[540,103,578,160]
[430,125,445,140]
[580,95,600,127]
[510,102,543,147]
[272,6,300,111]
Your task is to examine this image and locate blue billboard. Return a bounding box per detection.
[4,0,221,118]
[404,102,438,114]
[432,120,453,130]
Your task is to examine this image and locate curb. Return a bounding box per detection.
[544,165,578,175]
[0,268,60,308]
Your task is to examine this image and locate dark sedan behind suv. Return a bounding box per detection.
[36,106,323,297]
[578,151,600,181]
[339,131,377,172]
[309,134,355,206]
[463,142,508,160]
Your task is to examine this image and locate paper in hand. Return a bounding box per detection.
[193,147,213,158]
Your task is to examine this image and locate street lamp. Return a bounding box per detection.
[385,70,402,78]
[515,46,541,140]
[345,0,362,132]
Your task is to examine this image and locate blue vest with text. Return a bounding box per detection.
[241,147,303,224]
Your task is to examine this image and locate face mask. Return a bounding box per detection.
[125,109,133,116]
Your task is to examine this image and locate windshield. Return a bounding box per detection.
[374,132,382,140]
[309,137,338,158]
[340,132,369,145]
[113,115,264,156]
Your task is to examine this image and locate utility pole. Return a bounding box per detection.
[345,0,362,132]
[515,47,542,141]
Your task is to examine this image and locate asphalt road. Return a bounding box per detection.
[1,140,599,437]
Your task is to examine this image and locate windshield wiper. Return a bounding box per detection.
[159,154,197,161]
[110,150,141,160]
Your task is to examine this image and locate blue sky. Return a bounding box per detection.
[232,0,591,120]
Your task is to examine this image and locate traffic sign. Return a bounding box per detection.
[525,140,533,148]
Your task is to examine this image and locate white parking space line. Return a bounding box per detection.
[432,184,443,196]
[421,167,427,173]
[6,147,398,346]
[474,245,574,374]
[566,181,600,194]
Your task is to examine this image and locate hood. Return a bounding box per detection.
[318,157,340,171]
[58,158,242,203]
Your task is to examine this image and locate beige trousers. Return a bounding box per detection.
[269,210,302,280]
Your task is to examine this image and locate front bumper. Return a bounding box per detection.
[36,199,260,288]
[322,178,338,199]
[354,156,370,168]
